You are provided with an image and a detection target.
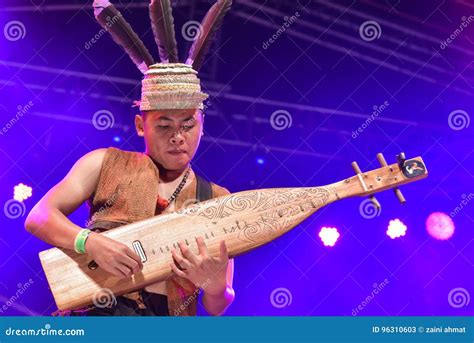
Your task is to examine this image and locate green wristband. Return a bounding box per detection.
[74,229,92,254]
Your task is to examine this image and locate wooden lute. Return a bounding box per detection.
[39,153,427,310]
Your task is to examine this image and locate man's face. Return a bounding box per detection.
[135,108,203,171]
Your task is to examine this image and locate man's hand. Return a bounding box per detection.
[85,232,143,279]
[170,237,229,294]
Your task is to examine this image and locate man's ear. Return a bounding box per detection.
[135,114,145,137]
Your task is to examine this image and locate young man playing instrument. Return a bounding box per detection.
[25,0,235,316]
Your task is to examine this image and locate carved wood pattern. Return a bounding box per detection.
[177,186,336,244]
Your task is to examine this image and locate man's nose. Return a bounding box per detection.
[169,130,185,145]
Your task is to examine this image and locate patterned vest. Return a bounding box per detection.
[86,147,229,316]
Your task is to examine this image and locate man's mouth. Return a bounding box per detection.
[168,149,186,155]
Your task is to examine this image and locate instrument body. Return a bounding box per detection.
[39,156,428,310]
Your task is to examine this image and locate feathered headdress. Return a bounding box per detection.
[92,0,232,111]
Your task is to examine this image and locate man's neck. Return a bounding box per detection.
[145,152,190,183]
[159,166,189,183]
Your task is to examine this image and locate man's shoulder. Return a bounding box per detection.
[105,147,143,158]
[210,181,231,198]
[101,147,150,165]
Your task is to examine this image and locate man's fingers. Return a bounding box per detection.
[124,247,143,270]
[172,249,190,270]
[178,241,199,265]
[219,240,228,262]
[170,262,186,277]
[118,254,141,274]
[113,270,125,278]
[196,237,208,257]
[114,264,131,278]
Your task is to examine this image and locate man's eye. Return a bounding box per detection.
[158,125,170,129]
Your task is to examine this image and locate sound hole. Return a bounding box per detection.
[88,260,98,270]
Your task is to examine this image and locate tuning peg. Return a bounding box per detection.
[377,152,406,204]
[394,188,406,204]
[369,195,381,209]
[351,161,363,174]
[376,153,388,167]
[397,152,406,169]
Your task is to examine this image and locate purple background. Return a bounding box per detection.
[0,0,472,316]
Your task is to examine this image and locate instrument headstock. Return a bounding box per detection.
[349,153,428,208]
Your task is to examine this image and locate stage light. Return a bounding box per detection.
[426,212,455,240]
[386,218,407,239]
[256,158,264,165]
[113,136,121,143]
[318,227,340,247]
[13,183,32,202]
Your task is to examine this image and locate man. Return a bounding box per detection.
[25,0,234,316]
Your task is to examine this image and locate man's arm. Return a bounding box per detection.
[25,148,143,278]
[202,258,235,316]
[25,149,106,249]
[171,238,235,316]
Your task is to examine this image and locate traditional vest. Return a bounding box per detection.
[86,147,230,316]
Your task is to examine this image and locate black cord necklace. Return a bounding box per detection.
[156,166,191,210]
